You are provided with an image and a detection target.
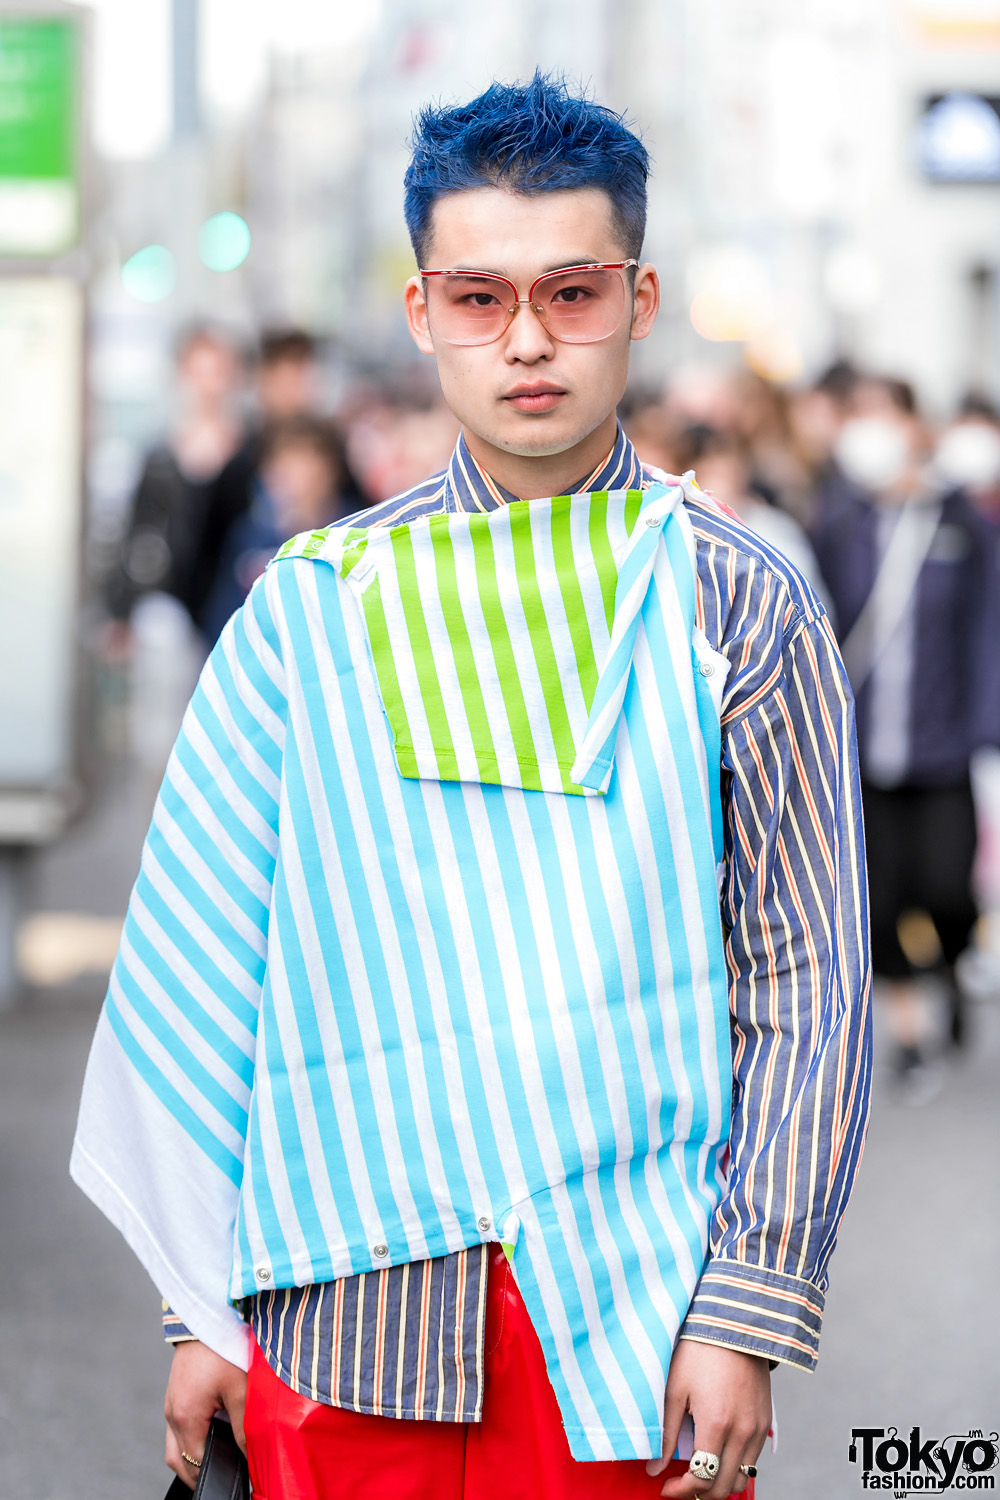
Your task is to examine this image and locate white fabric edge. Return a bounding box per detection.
[691,625,731,720]
[69,1137,252,1370]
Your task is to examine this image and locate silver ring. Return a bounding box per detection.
[689,1450,721,1481]
[181,1451,203,1468]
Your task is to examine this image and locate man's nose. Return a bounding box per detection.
[502,299,555,360]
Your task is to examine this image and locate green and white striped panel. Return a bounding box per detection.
[335,491,649,796]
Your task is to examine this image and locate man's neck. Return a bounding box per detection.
[462,412,620,501]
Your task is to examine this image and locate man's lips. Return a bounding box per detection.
[502,384,567,414]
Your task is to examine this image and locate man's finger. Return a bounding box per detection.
[678,1419,767,1499]
[646,1388,689,1478]
[658,1420,732,1499]
[660,1468,726,1498]
[710,1432,752,1499]
[728,1423,770,1495]
[166,1406,211,1483]
[225,1385,247,1456]
[164,1426,199,1492]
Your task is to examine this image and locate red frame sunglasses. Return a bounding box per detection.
[418,261,639,346]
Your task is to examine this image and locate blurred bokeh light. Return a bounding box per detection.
[120,244,175,302]
[197,211,251,272]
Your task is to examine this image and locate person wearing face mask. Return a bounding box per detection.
[933,396,1000,522]
[811,377,1000,1090]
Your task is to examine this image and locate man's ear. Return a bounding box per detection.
[405,276,436,355]
[630,263,660,342]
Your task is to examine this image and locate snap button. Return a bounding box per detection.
[255,1266,271,1282]
[699,661,714,677]
[373,1243,388,1259]
[644,512,660,528]
[477,1216,491,1232]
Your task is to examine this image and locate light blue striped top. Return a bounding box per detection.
[74,472,737,1461]
[74,429,874,1461]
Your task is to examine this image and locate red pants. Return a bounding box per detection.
[245,1245,756,1500]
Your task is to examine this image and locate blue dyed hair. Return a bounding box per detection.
[404,71,649,266]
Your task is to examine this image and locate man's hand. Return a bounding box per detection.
[645,1340,771,1498]
[164,1341,247,1491]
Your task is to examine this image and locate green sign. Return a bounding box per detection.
[0,15,79,256]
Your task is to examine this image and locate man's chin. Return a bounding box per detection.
[476,417,592,460]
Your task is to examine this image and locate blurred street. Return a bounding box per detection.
[1,755,997,1500]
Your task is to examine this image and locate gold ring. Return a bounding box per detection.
[689,1450,721,1481]
[181,1451,203,1468]
[740,1464,759,1478]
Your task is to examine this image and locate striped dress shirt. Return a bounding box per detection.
[163,426,871,1423]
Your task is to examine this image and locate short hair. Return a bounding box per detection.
[173,322,241,364]
[960,390,999,422]
[857,374,918,417]
[260,415,365,506]
[258,328,316,367]
[882,377,917,417]
[404,71,649,266]
[814,359,859,404]
[674,423,749,471]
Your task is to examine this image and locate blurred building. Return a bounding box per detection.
[247,0,1000,407]
[80,0,1000,536]
[661,0,1000,407]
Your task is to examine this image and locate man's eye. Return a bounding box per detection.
[552,285,592,304]
[466,292,501,308]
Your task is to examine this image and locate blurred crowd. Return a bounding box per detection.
[626,365,1000,1102]
[99,323,1000,1099]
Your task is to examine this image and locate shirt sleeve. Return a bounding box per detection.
[680,605,873,1371]
[162,1301,196,1343]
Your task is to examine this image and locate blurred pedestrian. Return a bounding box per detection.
[101,326,245,771]
[343,389,460,502]
[619,385,678,473]
[725,371,818,524]
[932,394,1000,522]
[657,367,822,525]
[661,362,741,433]
[105,325,244,630]
[196,328,323,629]
[785,386,842,483]
[674,423,828,604]
[812,375,1000,1087]
[74,72,871,1500]
[200,415,364,645]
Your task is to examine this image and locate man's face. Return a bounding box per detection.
[178,337,238,404]
[404,187,658,465]
[258,357,316,420]
[262,441,339,532]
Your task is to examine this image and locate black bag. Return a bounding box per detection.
[164,1416,250,1500]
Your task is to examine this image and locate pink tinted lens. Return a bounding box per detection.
[533,268,626,342]
[425,273,514,345]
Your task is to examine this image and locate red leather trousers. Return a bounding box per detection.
[245,1245,756,1500]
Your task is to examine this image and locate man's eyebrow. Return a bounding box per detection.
[541,258,604,273]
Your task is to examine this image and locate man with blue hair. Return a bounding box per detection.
[73,73,871,1500]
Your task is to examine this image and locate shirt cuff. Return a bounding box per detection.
[162,1299,197,1344]
[679,1260,825,1371]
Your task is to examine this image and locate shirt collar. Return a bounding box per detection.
[444,423,645,514]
